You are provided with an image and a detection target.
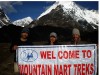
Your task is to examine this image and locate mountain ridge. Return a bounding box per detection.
[0,7,11,28]
[13,16,33,27]
[37,1,98,27]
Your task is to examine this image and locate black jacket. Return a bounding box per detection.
[10,39,33,62]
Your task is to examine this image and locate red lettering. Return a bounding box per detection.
[52,51,56,59]
[64,65,67,75]
[59,65,63,75]
[40,51,56,59]
[28,65,32,75]
[63,64,71,75]
[54,64,71,75]
[38,64,41,75]
[64,51,68,59]
[47,65,52,75]
[74,64,77,75]
[58,51,63,59]
[76,50,79,58]
[77,64,81,75]
[19,64,52,75]
[40,51,46,59]
[86,64,90,75]
[54,65,59,75]
[90,64,94,74]
[41,64,45,75]
[58,50,80,59]
[87,50,92,58]
[74,63,94,75]
[19,65,24,75]
[82,50,86,58]
[47,51,51,59]
[82,64,85,75]
[32,65,37,75]
[82,50,92,58]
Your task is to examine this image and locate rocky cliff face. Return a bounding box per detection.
[0,7,11,28]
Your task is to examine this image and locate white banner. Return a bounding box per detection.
[16,44,97,75]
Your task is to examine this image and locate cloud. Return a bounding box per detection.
[0,1,23,14]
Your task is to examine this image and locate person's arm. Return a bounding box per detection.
[10,42,18,53]
[12,45,18,50]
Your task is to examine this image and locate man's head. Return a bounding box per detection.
[21,28,29,39]
[50,32,57,43]
[72,28,80,42]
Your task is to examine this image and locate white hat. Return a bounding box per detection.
[72,28,80,36]
[50,32,57,38]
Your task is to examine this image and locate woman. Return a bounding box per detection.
[45,32,61,45]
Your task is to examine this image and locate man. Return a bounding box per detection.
[45,32,60,45]
[10,28,33,73]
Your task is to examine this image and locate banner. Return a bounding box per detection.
[16,44,97,75]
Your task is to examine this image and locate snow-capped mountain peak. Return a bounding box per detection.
[13,16,33,27]
[37,1,98,27]
[37,1,77,19]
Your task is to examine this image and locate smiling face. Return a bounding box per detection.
[50,36,56,43]
[73,34,80,42]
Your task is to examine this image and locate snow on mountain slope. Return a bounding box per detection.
[37,2,59,19]
[37,1,98,26]
[0,6,11,28]
[13,17,33,27]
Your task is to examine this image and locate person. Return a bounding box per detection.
[67,28,87,45]
[72,28,81,45]
[10,28,33,73]
[45,32,60,45]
